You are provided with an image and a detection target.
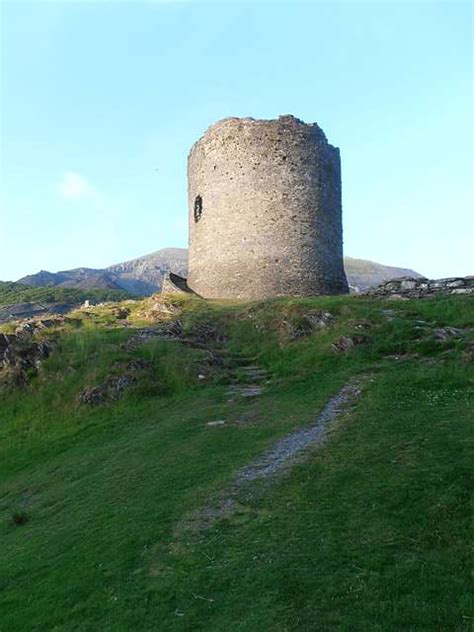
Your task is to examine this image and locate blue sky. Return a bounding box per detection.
[0,0,472,281]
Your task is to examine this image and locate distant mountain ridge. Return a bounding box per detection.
[19,268,123,291]
[106,248,188,295]
[17,248,422,295]
[18,248,188,296]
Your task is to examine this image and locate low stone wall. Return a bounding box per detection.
[364,276,473,299]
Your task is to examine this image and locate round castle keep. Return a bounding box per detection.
[187,115,349,299]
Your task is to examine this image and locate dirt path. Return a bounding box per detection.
[183,376,367,531]
[124,328,367,529]
[235,378,364,484]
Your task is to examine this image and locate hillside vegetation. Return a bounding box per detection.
[0,293,472,630]
[0,281,131,307]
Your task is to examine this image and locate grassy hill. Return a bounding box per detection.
[0,281,131,307]
[0,293,472,630]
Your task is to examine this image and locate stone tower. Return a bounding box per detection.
[187,115,349,299]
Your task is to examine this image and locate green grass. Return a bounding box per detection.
[0,295,472,630]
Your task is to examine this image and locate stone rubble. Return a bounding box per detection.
[77,358,152,405]
[284,310,334,340]
[364,276,473,299]
[226,362,268,401]
[331,334,369,353]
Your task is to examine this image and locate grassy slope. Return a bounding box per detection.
[0,281,131,306]
[0,295,472,631]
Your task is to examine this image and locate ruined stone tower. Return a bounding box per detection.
[187,115,349,299]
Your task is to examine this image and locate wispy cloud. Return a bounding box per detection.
[58,171,96,200]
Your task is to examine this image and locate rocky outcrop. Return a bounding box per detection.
[282,310,334,340]
[0,316,65,387]
[0,333,53,387]
[365,276,474,299]
[78,358,152,405]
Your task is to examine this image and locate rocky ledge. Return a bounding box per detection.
[0,317,65,387]
[364,276,473,299]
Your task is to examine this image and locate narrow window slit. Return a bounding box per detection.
[194,195,203,222]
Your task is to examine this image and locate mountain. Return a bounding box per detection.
[106,248,188,295]
[19,268,122,291]
[17,248,188,296]
[17,248,422,295]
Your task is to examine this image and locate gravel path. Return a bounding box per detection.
[235,378,364,484]
[182,376,367,531]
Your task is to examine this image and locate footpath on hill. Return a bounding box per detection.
[0,292,472,630]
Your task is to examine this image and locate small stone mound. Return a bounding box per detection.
[136,295,183,323]
[78,386,105,406]
[124,317,227,350]
[14,315,67,337]
[331,335,369,353]
[78,358,152,405]
[159,320,185,338]
[432,327,463,341]
[110,306,130,320]
[123,327,175,352]
[284,310,334,340]
[183,321,228,347]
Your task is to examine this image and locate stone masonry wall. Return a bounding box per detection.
[187,115,349,299]
[364,276,474,298]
